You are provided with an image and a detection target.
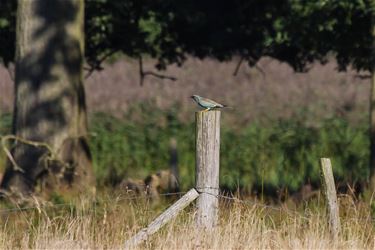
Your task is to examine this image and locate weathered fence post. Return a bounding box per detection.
[124,188,199,249]
[195,110,220,229]
[320,158,341,241]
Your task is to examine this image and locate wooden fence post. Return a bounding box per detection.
[124,188,199,249]
[320,158,341,241]
[195,110,220,229]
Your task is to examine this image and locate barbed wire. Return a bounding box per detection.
[0,187,270,215]
[199,190,313,222]
[0,189,272,215]
[0,202,72,214]
[0,187,374,223]
[0,191,187,215]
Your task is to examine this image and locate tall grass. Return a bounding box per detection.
[0,193,374,249]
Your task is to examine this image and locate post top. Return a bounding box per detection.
[195,110,221,114]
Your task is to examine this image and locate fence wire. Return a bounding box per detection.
[0,191,187,215]
[0,187,374,223]
[0,188,272,215]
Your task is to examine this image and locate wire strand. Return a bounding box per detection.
[0,188,374,222]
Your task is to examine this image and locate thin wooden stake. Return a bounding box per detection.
[169,137,179,183]
[195,110,220,229]
[320,158,341,241]
[124,188,199,249]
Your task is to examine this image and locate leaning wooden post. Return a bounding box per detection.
[320,158,341,241]
[195,110,220,229]
[124,188,199,249]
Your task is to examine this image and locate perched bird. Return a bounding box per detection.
[190,95,229,112]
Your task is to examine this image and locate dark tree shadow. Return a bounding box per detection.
[1,0,93,198]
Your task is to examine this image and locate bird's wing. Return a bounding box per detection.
[200,97,224,107]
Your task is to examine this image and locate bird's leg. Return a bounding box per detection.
[201,108,210,113]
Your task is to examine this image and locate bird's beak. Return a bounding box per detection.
[190,96,194,98]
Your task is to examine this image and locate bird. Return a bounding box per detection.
[190,95,230,112]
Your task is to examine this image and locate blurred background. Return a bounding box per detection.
[1,56,370,195]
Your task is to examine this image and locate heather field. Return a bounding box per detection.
[0,57,370,124]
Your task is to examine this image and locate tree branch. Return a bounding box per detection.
[254,63,266,79]
[233,57,266,78]
[233,57,244,76]
[139,56,177,86]
[0,135,63,173]
[1,136,23,173]
[6,65,14,82]
[84,50,117,79]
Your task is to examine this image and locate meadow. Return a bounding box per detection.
[0,193,374,249]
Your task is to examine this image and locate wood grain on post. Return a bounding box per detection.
[195,110,220,229]
[124,188,199,249]
[320,158,341,241]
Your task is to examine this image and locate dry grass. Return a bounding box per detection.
[0,57,373,249]
[0,193,374,249]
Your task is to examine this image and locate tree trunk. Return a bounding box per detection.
[370,71,375,189]
[370,11,375,191]
[0,0,95,199]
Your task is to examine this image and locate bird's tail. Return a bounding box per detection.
[222,105,234,109]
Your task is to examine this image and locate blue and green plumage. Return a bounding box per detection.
[190,95,228,111]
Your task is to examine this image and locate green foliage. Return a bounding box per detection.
[0,108,369,192]
[89,103,195,187]
[0,113,12,136]
[0,1,16,66]
[88,104,369,192]
[0,1,373,71]
[84,0,159,69]
[283,0,373,71]
[146,0,373,71]
[0,113,12,171]
[0,107,369,192]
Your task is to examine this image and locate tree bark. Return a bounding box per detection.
[370,9,375,191]
[0,0,95,199]
[370,71,375,190]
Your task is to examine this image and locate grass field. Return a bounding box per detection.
[0,57,374,249]
[0,192,374,249]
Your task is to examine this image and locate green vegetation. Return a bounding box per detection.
[0,104,369,193]
[88,103,195,187]
[90,105,369,192]
[0,113,11,172]
[1,1,372,71]
[89,104,369,192]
